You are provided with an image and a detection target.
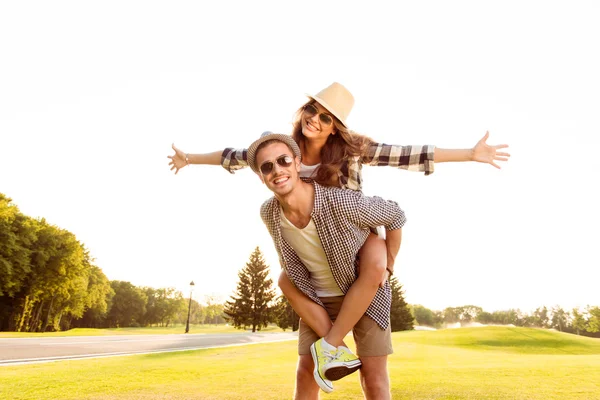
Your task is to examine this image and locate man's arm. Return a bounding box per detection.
[385,227,402,277]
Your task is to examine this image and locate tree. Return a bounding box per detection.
[443,307,461,324]
[140,287,185,327]
[459,305,483,323]
[15,220,91,332]
[571,308,586,335]
[412,305,438,328]
[476,311,494,324]
[441,305,483,325]
[106,281,147,327]
[202,296,226,324]
[223,247,276,332]
[175,298,204,325]
[532,306,550,328]
[0,194,35,298]
[274,295,299,331]
[205,302,225,324]
[157,288,186,327]
[490,309,522,326]
[586,306,600,333]
[551,306,569,332]
[389,277,413,331]
[70,266,114,329]
[0,194,36,331]
[1,195,114,332]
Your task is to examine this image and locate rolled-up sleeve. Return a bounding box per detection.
[357,195,406,231]
[362,143,435,176]
[221,148,249,174]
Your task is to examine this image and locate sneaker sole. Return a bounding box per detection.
[324,363,362,381]
[310,343,334,393]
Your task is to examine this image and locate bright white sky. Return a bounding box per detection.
[1,1,599,313]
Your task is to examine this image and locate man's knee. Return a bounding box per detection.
[296,358,313,382]
[361,370,388,391]
[295,355,319,396]
[360,356,390,396]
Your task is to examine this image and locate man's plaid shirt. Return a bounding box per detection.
[222,142,435,191]
[260,180,407,330]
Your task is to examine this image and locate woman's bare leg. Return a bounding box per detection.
[324,232,386,346]
[278,271,332,337]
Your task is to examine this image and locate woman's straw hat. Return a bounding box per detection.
[307,82,355,127]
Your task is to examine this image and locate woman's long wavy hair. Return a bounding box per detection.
[292,100,374,187]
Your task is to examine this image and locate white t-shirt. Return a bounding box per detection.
[280,208,343,297]
[299,162,320,179]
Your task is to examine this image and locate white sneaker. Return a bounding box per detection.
[309,338,336,393]
[323,345,362,381]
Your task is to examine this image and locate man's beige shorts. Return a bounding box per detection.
[297,295,393,357]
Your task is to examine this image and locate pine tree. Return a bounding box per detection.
[275,295,299,332]
[390,277,414,332]
[223,247,276,332]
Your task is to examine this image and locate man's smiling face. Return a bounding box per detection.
[256,141,301,197]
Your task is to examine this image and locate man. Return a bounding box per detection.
[248,131,406,400]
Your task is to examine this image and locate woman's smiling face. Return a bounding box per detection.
[301,102,336,141]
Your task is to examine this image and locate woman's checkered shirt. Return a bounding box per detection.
[260,181,406,330]
[221,142,435,191]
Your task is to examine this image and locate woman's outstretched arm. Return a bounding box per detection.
[168,144,250,174]
[168,144,221,174]
[361,131,509,177]
[434,131,510,168]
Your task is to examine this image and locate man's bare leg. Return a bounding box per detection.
[294,355,320,400]
[359,355,391,400]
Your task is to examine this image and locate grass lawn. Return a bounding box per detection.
[0,324,283,338]
[1,326,599,399]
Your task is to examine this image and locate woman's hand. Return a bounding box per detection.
[379,269,390,288]
[472,131,511,168]
[168,144,188,174]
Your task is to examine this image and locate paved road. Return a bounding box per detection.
[0,332,297,366]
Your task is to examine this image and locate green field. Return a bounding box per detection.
[1,327,599,399]
[0,324,282,338]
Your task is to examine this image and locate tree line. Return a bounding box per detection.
[223,247,600,338]
[3,193,598,335]
[412,304,600,337]
[0,193,224,331]
[71,282,226,329]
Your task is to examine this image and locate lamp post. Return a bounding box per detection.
[185,280,195,334]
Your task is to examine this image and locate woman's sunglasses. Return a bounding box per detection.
[303,103,334,126]
[259,155,294,175]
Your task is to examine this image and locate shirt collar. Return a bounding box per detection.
[304,178,323,217]
[270,177,323,218]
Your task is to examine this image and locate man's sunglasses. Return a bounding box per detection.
[259,155,294,175]
[303,103,334,126]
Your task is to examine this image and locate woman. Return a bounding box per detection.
[168,82,509,379]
